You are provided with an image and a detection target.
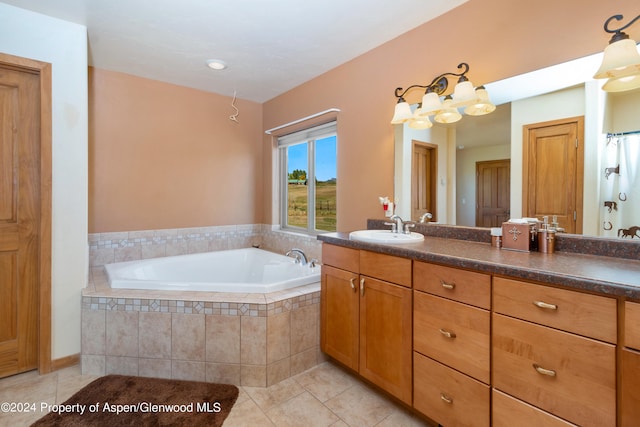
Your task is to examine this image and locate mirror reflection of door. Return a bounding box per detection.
[476,159,510,227]
[523,117,584,234]
[412,141,437,222]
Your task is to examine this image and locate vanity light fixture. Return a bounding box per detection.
[391,62,496,127]
[594,14,640,92]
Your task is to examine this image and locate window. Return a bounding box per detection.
[278,121,337,233]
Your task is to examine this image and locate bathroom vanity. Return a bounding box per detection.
[318,225,640,427]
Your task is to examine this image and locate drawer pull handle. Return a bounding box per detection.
[533,363,556,377]
[440,393,453,404]
[349,278,356,292]
[439,328,457,339]
[533,300,558,310]
[360,278,365,297]
[440,280,455,290]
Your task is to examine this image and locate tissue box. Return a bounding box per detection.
[501,222,535,252]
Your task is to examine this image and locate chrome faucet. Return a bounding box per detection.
[389,214,404,234]
[285,248,308,265]
[419,212,433,223]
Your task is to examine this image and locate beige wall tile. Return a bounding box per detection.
[241,364,266,387]
[290,347,318,376]
[139,312,172,358]
[267,311,291,364]
[291,304,318,354]
[80,355,105,376]
[106,310,138,357]
[205,315,240,363]
[172,360,205,381]
[267,357,290,386]
[81,309,105,355]
[241,316,266,365]
[139,358,172,379]
[105,356,139,376]
[171,313,205,361]
[205,362,241,385]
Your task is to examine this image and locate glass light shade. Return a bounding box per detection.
[602,73,640,92]
[408,117,433,129]
[434,97,462,124]
[417,92,443,116]
[464,87,497,116]
[451,80,476,107]
[594,38,640,79]
[391,101,413,124]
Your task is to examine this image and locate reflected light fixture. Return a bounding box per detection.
[594,14,640,92]
[391,63,495,127]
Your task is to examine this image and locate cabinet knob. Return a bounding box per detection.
[439,328,457,339]
[533,300,558,310]
[533,363,557,377]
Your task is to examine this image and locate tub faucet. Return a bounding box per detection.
[285,248,308,265]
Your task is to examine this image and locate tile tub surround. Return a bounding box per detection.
[88,224,322,267]
[81,277,322,387]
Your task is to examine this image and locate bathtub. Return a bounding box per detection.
[105,247,320,293]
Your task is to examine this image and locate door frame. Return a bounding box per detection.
[522,116,584,234]
[0,52,52,374]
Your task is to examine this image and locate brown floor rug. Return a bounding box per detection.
[30,375,239,426]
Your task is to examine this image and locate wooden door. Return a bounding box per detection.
[523,117,584,233]
[476,159,510,227]
[0,65,41,378]
[412,142,436,222]
[359,276,412,404]
[320,265,359,371]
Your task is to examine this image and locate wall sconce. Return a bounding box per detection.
[391,62,495,128]
[594,14,640,92]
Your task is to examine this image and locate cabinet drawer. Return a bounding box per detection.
[413,352,489,427]
[322,244,359,273]
[413,261,490,309]
[414,292,490,383]
[492,389,578,427]
[493,276,617,343]
[493,314,616,427]
[360,250,411,287]
[624,301,640,350]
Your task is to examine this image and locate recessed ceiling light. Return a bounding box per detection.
[206,59,227,70]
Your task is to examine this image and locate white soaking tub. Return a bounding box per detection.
[105,247,320,293]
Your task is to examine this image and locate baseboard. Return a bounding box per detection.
[50,353,80,371]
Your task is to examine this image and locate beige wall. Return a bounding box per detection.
[89,0,638,234]
[89,68,263,232]
[262,0,639,231]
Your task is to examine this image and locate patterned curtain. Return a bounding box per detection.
[598,133,640,239]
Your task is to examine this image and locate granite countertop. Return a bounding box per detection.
[318,232,640,300]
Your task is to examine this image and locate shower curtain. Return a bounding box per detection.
[599,133,640,239]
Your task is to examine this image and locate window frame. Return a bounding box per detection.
[278,121,337,234]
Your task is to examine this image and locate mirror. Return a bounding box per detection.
[394,52,640,238]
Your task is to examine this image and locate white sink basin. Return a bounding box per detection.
[349,229,424,244]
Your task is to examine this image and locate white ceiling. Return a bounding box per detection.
[2,0,468,102]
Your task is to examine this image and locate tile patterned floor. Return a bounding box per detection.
[0,362,434,427]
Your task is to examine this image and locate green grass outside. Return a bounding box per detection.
[287,182,336,231]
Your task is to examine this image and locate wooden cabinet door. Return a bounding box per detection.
[320,265,359,371]
[359,276,412,404]
[621,348,640,427]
